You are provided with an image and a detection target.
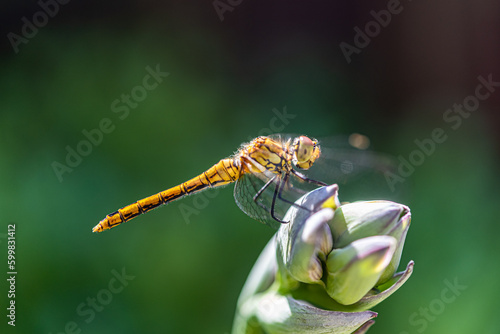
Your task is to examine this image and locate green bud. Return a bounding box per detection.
[325,236,397,305]
[232,184,414,333]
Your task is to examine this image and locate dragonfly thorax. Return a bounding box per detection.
[240,136,292,175]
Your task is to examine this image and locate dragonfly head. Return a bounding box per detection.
[292,136,321,170]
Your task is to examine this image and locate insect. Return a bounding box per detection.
[93,134,397,232]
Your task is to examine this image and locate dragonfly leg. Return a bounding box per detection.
[270,176,289,224]
[253,172,322,225]
[291,169,328,186]
[275,172,315,215]
[252,175,288,224]
[253,175,276,213]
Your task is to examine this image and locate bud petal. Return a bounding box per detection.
[276,185,339,284]
[277,208,334,283]
[330,201,407,248]
[284,184,339,223]
[377,207,411,285]
[346,260,414,312]
[326,236,397,305]
[233,288,377,334]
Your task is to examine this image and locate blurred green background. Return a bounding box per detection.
[1,1,499,333]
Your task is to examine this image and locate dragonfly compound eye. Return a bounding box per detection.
[293,136,320,169]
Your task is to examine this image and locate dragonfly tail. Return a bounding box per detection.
[93,158,240,232]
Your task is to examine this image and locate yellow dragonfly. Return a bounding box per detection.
[93,134,396,232]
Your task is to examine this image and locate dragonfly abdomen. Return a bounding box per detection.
[92,158,240,232]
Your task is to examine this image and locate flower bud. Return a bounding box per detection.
[232,184,414,334]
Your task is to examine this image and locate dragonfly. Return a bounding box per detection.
[93,134,398,232]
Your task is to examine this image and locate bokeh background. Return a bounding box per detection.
[1,1,499,333]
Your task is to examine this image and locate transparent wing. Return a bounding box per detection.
[234,172,281,230]
[305,135,407,202]
[264,133,407,202]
